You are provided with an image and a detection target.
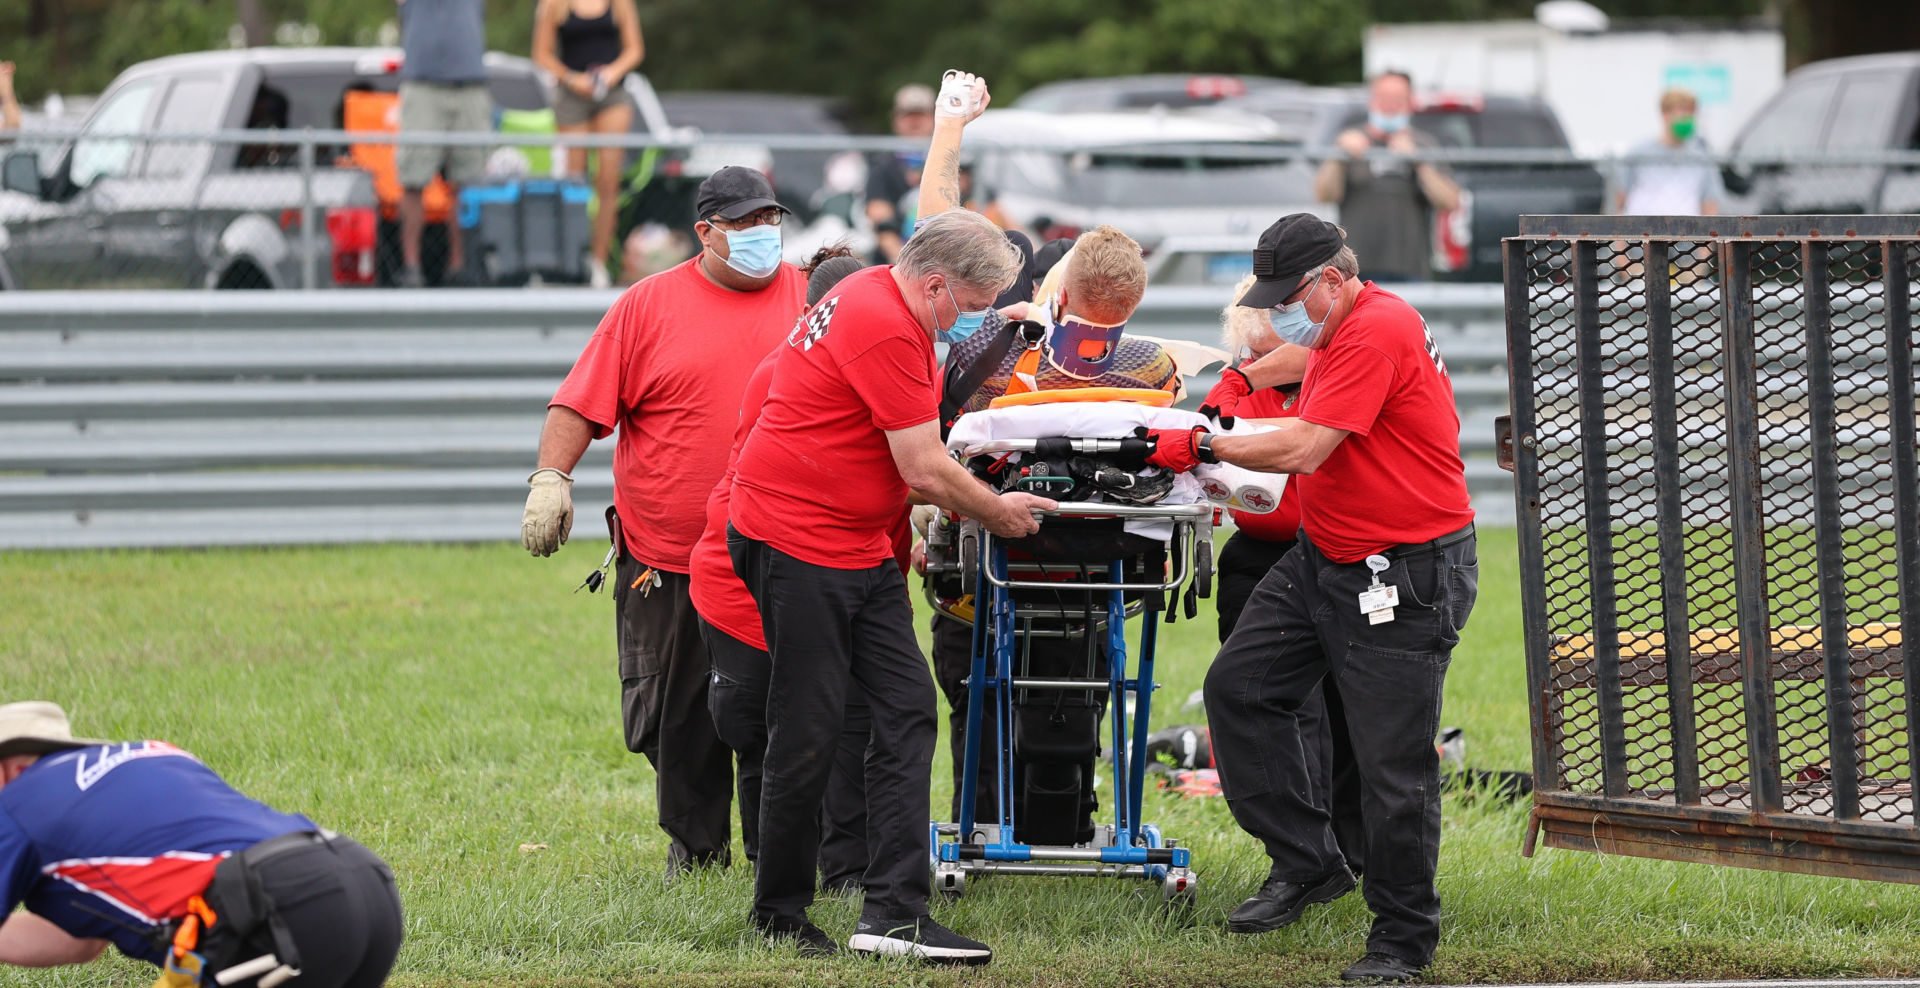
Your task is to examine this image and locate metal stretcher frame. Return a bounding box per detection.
[930,500,1203,901]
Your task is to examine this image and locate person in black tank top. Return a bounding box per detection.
[532,0,645,286]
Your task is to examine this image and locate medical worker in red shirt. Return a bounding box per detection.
[727,208,1049,964]
[689,251,875,895]
[1214,275,1364,882]
[1145,215,1477,983]
[522,166,807,876]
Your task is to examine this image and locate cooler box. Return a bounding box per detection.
[459,179,592,285]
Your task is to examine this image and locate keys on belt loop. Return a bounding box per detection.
[575,542,619,594]
[631,567,660,596]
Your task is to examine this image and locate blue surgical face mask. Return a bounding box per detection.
[1369,111,1410,134]
[1267,276,1337,347]
[716,223,783,279]
[940,282,990,344]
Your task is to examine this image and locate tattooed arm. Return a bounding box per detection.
[916,71,990,221]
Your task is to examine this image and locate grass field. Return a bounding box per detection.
[6,529,1920,987]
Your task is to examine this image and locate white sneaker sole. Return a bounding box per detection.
[848,933,993,966]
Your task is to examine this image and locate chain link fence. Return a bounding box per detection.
[6,126,1920,291]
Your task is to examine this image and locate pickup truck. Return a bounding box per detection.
[0,47,553,290]
[1720,51,1920,214]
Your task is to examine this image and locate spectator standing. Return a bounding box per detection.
[1314,71,1459,283]
[1617,89,1723,216]
[395,0,490,288]
[0,63,19,136]
[866,84,935,263]
[532,0,645,289]
[522,166,807,878]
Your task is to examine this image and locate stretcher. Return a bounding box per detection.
[925,399,1287,905]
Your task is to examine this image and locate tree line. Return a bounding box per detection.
[5,0,1873,131]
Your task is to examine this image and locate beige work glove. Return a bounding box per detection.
[522,468,575,557]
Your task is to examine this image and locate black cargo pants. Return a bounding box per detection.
[1216,530,1365,877]
[201,834,402,988]
[1204,526,1477,966]
[615,554,736,869]
[702,618,872,889]
[730,529,937,927]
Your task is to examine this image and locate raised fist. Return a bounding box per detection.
[937,70,990,123]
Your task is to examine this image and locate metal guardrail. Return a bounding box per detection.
[0,284,1512,549]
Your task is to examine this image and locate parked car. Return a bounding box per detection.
[1013,74,1301,113]
[1229,86,1606,282]
[658,91,851,220]
[1721,52,1920,214]
[962,107,1323,250]
[0,47,556,290]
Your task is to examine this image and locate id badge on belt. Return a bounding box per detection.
[1358,554,1397,625]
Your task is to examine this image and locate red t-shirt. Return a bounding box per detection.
[1293,283,1474,563]
[690,356,923,651]
[549,258,807,571]
[729,266,940,569]
[689,355,779,649]
[1227,387,1303,543]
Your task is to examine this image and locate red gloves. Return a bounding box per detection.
[1144,426,1209,473]
[1198,367,1252,427]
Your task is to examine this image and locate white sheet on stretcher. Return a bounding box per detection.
[945,403,1290,540]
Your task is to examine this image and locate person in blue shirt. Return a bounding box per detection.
[0,701,403,986]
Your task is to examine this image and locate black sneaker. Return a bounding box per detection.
[1340,952,1423,983]
[848,915,992,965]
[756,918,838,958]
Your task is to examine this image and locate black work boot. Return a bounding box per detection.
[1340,952,1423,983]
[1225,867,1357,934]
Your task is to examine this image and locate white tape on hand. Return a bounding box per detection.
[937,70,981,118]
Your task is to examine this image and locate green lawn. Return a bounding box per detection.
[5,530,1920,987]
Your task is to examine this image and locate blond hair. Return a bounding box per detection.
[1659,88,1698,114]
[1060,225,1147,324]
[1221,273,1275,354]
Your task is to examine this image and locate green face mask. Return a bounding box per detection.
[1669,116,1696,141]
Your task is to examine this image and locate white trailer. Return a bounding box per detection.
[1364,7,1784,155]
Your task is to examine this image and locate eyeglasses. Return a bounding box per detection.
[1279,270,1336,308]
[707,209,784,230]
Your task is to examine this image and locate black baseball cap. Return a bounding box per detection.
[695,166,790,223]
[1237,214,1346,309]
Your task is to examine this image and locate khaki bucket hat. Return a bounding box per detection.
[0,701,109,759]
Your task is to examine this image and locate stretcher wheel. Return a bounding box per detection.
[1162,867,1197,907]
[1195,536,1214,599]
[959,530,980,593]
[935,862,967,899]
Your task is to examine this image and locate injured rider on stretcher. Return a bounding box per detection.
[914,72,1291,850]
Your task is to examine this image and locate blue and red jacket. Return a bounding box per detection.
[0,741,314,965]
